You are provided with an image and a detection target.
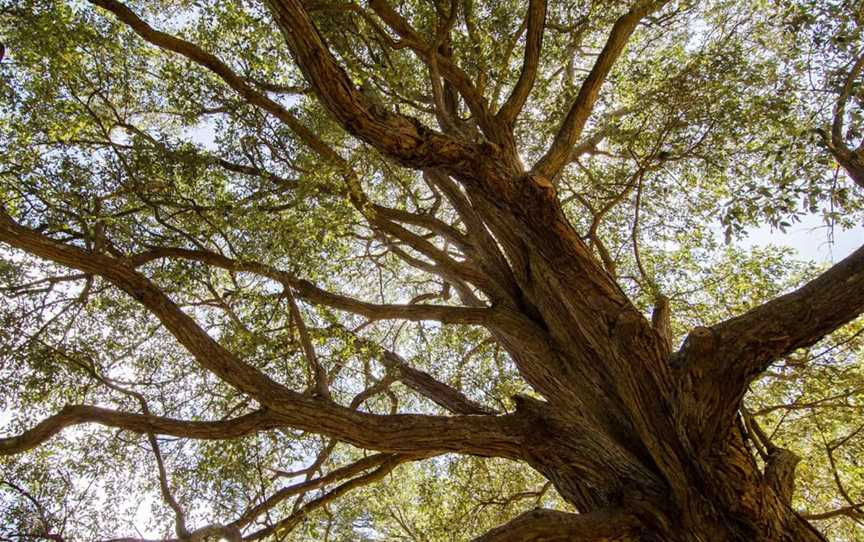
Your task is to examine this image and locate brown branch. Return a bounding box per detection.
[764,447,801,504]
[342,328,495,415]
[0,210,526,458]
[651,294,672,354]
[366,0,494,134]
[146,431,190,539]
[264,0,478,170]
[244,453,420,540]
[130,246,493,325]
[831,50,864,151]
[87,0,343,165]
[0,406,279,455]
[801,502,864,521]
[676,244,864,446]
[372,203,471,252]
[469,508,641,542]
[496,0,546,126]
[824,50,864,189]
[422,170,521,302]
[230,452,414,529]
[426,0,462,135]
[370,215,492,293]
[533,1,667,179]
[285,288,331,399]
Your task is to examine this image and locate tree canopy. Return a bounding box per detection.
[0,0,863,540]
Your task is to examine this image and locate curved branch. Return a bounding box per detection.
[0,211,522,457]
[343,329,495,415]
[831,50,864,151]
[373,203,471,252]
[285,288,331,399]
[0,406,279,455]
[826,50,864,189]
[366,0,494,134]
[244,453,414,540]
[87,0,342,164]
[264,0,478,170]
[677,244,864,446]
[469,508,641,542]
[130,246,493,325]
[229,453,402,529]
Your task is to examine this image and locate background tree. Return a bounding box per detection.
[1,0,863,540]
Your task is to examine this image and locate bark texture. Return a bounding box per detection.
[2,1,863,540]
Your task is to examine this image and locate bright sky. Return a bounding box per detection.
[741,214,863,264]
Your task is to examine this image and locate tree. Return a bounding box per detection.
[1,0,863,540]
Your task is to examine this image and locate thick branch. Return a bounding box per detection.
[367,0,495,134]
[264,0,477,169]
[0,211,525,458]
[469,508,641,542]
[678,244,864,444]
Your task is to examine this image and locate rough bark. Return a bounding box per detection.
[3,1,863,540]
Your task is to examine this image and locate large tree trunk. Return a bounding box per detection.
[459,169,832,541]
[7,1,862,540]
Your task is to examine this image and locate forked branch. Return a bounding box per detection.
[534,1,668,179]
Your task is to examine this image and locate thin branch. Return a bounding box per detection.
[244,454,421,541]
[496,0,546,126]
[130,246,493,325]
[285,288,331,399]
[533,1,668,179]
[0,406,279,455]
[87,0,342,164]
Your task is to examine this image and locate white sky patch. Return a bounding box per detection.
[741,214,863,264]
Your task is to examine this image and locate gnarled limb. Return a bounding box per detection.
[469,508,641,542]
[677,244,864,446]
[264,0,478,170]
[340,327,495,415]
[0,210,522,458]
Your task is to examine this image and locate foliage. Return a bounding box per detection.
[0,0,863,540]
